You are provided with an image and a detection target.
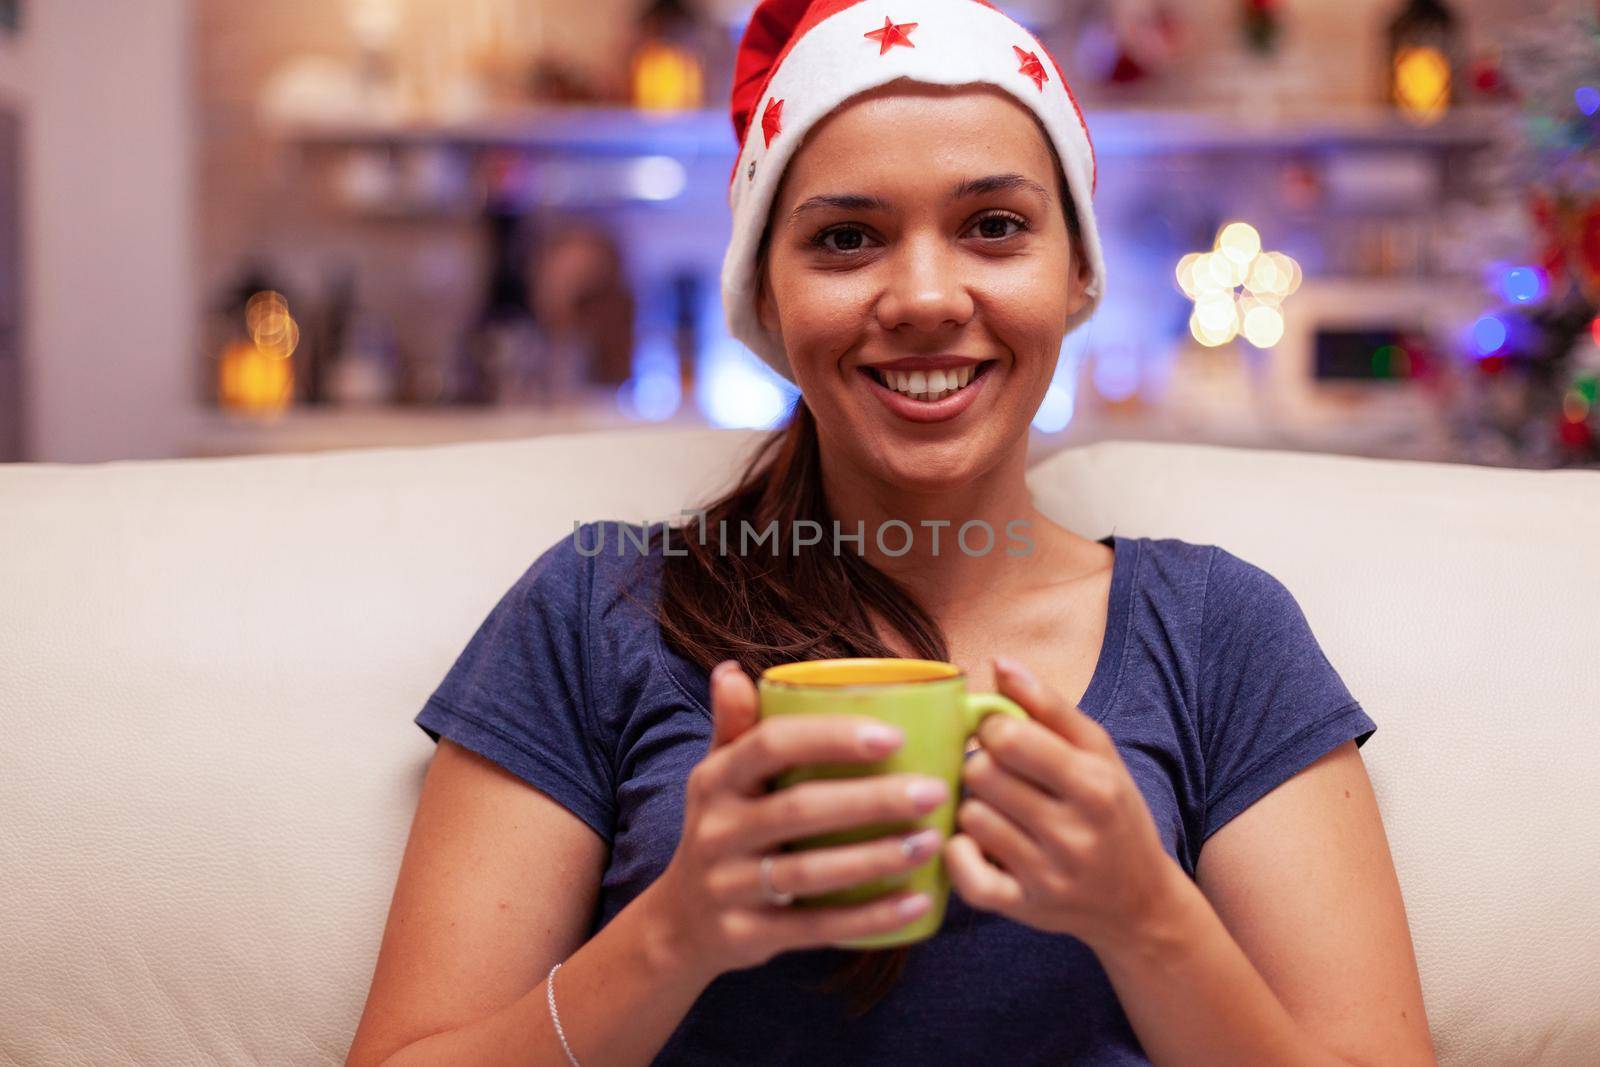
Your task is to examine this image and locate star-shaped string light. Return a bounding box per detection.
[864,16,918,54]
[1176,222,1302,348]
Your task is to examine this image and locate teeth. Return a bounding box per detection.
[875,363,984,402]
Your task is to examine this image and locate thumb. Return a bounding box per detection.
[709,659,759,749]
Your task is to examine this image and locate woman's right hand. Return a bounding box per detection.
[642,659,950,978]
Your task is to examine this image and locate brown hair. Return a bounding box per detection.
[653,122,1083,1018]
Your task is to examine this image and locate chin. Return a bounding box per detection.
[867,441,997,491]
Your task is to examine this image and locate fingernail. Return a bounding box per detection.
[995,655,1035,685]
[858,723,903,753]
[899,828,940,860]
[897,893,931,919]
[907,777,949,810]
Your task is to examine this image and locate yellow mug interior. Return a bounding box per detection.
[761,657,960,687]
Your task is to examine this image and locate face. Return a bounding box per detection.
[757,80,1091,490]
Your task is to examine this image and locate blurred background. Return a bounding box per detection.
[0,0,1596,468]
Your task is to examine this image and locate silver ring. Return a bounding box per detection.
[759,854,795,906]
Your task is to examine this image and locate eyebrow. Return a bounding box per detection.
[785,173,1051,225]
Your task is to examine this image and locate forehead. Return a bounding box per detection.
[774,84,1057,204]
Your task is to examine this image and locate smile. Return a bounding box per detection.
[857,360,998,423]
[864,361,995,402]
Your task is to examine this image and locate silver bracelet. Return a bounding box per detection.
[546,961,583,1067]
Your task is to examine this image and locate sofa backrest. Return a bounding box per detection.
[1,428,1595,1065]
[1029,440,1600,1067]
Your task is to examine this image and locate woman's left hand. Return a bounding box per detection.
[945,654,1187,954]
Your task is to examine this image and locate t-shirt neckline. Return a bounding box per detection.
[654,531,1138,722]
[1077,533,1135,724]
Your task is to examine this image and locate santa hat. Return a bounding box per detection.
[721,0,1106,383]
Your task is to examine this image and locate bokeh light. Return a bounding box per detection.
[1032,381,1077,433]
[1217,222,1262,265]
[1241,304,1285,348]
[1092,345,1141,401]
[1173,224,1299,349]
[1472,314,1508,356]
[699,356,790,429]
[1500,266,1546,305]
[1393,45,1450,125]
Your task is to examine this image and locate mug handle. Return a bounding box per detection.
[962,692,1028,737]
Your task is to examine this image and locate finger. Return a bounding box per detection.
[709,660,759,749]
[776,889,934,951]
[736,773,948,852]
[944,833,1024,913]
[962,749,1069,852]
[973,712,1096,801]
[994,655,1115,755]
[956,797,1051,882]
[739,826,942,904]
[718,714,904,796]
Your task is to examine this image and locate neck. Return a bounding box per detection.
[819,441,1059,622]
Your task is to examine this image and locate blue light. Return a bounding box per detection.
[699,358,791,428]
[628,156,686,201]
[1577,86,1600,116]
[1500,266,1545,305]
[631,370,681,421]
[1032,382,1077,433]
[1472,314,1508,356]
[619,334,683,420]
[1092,346,1141,402]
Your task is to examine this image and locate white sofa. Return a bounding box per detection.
[2,426,1596,1066]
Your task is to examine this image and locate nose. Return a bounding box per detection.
[874,229,975,338]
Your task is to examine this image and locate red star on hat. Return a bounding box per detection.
[864,16,917,54]
[761,97,784,147]
[1013,45,1048,91]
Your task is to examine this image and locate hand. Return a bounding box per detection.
[944,655,1186,955]
[643,660,951,978]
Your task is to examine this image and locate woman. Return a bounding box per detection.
[346,0,1435,1064]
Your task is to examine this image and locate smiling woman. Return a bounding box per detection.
[347,2,1436,1065]
[754,82,1089,440]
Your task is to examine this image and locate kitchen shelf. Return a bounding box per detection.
[274,102,1507,158]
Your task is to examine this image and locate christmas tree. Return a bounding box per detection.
[1461,0,1600,466]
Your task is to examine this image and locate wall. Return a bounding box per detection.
[0,0,194,462]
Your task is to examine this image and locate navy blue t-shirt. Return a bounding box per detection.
[415,520,1376,1065]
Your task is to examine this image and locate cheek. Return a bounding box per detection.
[976,273,1068,360]
[774,270,874,355]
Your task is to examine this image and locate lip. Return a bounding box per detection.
[859,360,996,424]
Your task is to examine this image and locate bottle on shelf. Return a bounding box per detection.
[454,205,547,406]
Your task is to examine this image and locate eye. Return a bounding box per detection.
[810,224,876,256]
[968,211,1030,241]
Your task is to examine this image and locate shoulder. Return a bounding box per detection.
[1109,533,1213,612]
[507,520,665,624]
[1199,544,1308,639]
[1103,534,1295,614]
[1112,536,1309,665]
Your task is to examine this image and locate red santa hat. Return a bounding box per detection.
[721,0,1106,383]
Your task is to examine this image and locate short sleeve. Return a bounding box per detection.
[414,524,616,841]
[1197,547,1376,844]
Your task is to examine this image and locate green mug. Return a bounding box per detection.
[757,657,1028,948]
